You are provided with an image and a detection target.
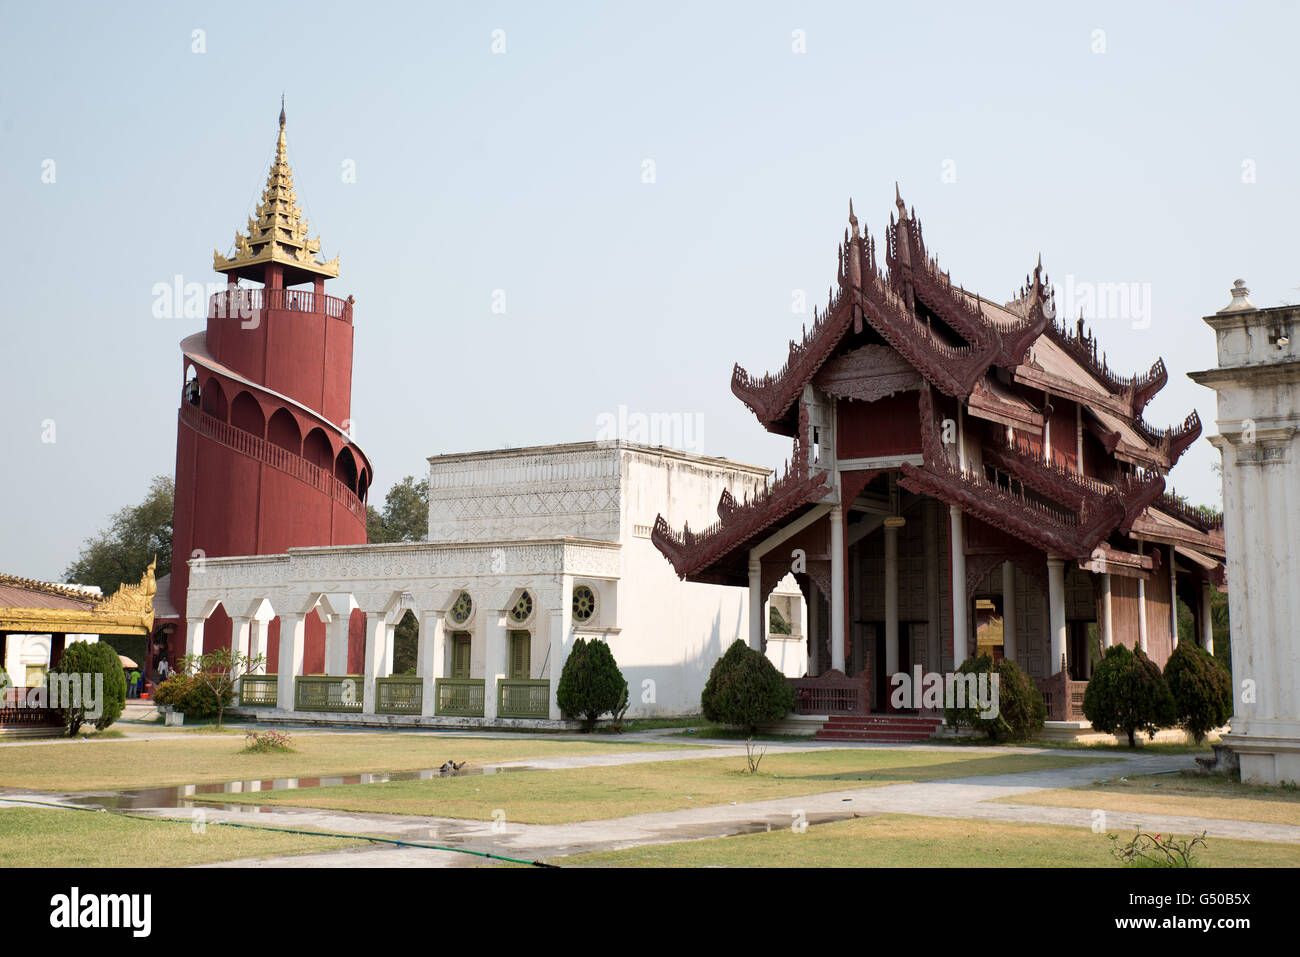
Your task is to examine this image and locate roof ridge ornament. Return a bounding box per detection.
[213,99,340,282]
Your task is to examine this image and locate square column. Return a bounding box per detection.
[747,557,763,652]
[949,506,967,668]
[1001,561,1017,661]
[1169,545,1179,647]
[549,576,573,719]
[829,504,846,672]
[1200,582,1214,654]
[807,581,820,675]
[883,517,904,680]
[1137,543,1149,653]
[484,614,507,720]
[249,618,269,672]
[362,612,388,715]
[184,617,205,662]
[1100,573,1114,649]
[1047,558,1067,676]
[418,611,445,718]
[325,613,351,675]
[230,617,251,675]
[276,614,305,711]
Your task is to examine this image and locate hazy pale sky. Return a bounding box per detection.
[2,1,1295,580]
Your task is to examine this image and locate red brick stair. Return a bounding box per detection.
[814,714,944,743]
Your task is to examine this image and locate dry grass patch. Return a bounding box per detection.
[0,733,707,792]
[554,813,1300,867]
[993,771,1300,827]
[0,806,358,868]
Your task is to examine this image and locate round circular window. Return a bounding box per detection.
[572,585,596,623]
[449,591,473,625]
[509,591,533,623]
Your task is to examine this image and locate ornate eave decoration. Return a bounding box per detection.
[213,103,339,281]
[0,560,157,636]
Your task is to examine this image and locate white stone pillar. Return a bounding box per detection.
[1001,561,1017,661]
[949,505,967,667]
[748,556,763,652]
[884,517,904,680]
[383,623,395,677]
[484,614,507,720]
[362,612,387,715]
[1047,558,1067,675]
[249,618,269,673]
[549,575,573,719]
[184,617,205,662]
[324,613,351,675]
[1100,573,1114,648]
[230,617,251,676]
[1200,582,1214,654]
[276,614,305,711]
[418,611,444,718]
[829,505,845,672]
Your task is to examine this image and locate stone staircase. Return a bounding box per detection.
[814,713,944,743]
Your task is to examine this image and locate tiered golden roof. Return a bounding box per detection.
[213,101,340,283]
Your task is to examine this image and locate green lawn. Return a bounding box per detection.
[993,771,1300,826]
[0,806,359,868]
[553,813,1300,867]
[0,733,708,791]
[211,749,1118,824]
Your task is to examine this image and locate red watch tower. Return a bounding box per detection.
[159,102,372,672]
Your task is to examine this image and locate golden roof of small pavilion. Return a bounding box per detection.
[213,100,339,282]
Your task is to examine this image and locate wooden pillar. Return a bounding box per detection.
[1100,573,1113,648]
[49,633,66,670]
[949,506,967,668]
[1047,557,1067,676]
[884,517,904,680]
[1170,544,1179,647]
[1200,581,1214,654]
[829,505,846,672]
[1137,543,1149,653]
[807,581,820,675]
[1001,562,1017,661]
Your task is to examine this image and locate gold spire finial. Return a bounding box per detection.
[213,99,339,282]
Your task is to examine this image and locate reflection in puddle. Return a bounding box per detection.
[60,763,539,810]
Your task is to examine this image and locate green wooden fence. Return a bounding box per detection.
[239,674,278,707]
[295,675,364,713]
[376,676,423,715]
[498,679,550,719]
[435,678,484,717]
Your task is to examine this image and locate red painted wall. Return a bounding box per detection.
[837,392,922,459]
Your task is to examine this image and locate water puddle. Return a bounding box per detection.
[58,763,539,810]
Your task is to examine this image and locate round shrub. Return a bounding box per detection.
[701,639,796,735]
[48,640,126,734]
[944,654,1046,742]
[152,672,230,720]
[1083,643,1177,747]
[1164,641,1231,743]
[557,637,629,731]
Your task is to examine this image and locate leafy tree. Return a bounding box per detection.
[769,606,791,635]
[63,476,173,594]
[1083,644,1177,747]
[178,646,265,729]
[943,653,1045,742]
[557,637,629,731]
[1164,641,1232,743]
[48,640,126,735]
[366,475,429,544]
[701,639,796,735]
